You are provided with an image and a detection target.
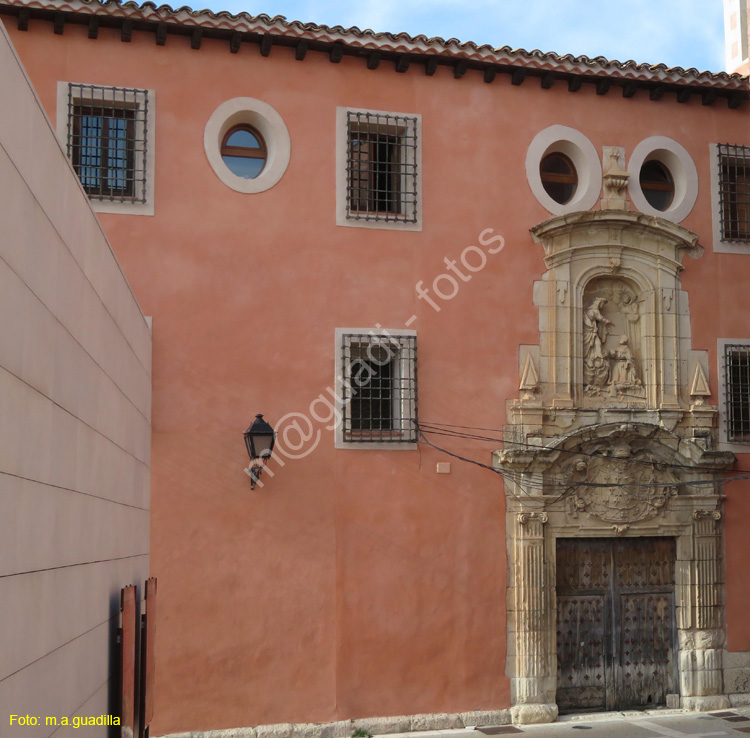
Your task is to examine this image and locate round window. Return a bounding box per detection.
[540,152,578,205]
[639,160,674,211]
[627,137,697,223]
[220,125,267,179]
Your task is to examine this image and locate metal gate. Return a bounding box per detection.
[556,537,678,713]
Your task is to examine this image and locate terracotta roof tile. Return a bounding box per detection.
[4,0,749,90]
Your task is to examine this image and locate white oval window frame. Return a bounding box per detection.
[628,136,698,223]
[204,97,290,193]
[526,125,602,215]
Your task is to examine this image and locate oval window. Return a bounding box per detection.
[639,160,674,211]
[220,125,267,179]
[540,152,578,204]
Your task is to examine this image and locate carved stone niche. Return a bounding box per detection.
[582,276,646,402]
[504,210,720,469]
[494,423,735,723]
[511,211,710,437]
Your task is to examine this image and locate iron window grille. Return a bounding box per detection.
[67,84,148,202]
[341,334,417,442]
[718,143,750,241]
[346,112,418,223]
[724,344,750,443]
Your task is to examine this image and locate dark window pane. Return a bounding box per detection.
[640,160,674,211]
[68,85,147,202]
[542,180,575,205]
[540,153,577,205]
[79,115,103,189]
[541,155,574,176]
[348,134,400,214]
[340,334,417,442]
[726,345,750,442]
[345,112,418,223]
[108,118,129,191]
[719,147,750,241]
[351,352,393,432]
[642,188,673,211]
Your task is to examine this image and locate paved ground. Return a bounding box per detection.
[375,707,750,738]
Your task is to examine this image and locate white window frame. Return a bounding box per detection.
[627,136,698,223]
[203,97,291,194]
[525,125,602,215]
[56,81,155,216]
[335,107,422,231]
[718,338,750,452]
[334,328,417,449]
[709,142,750,254]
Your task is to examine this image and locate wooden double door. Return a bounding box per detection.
[555,537,678,713]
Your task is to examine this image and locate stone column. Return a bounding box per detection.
[680,511,729,711]
[509,512,558,725]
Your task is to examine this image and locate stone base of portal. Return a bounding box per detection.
[682,695,731,712]
[510,702,559,725]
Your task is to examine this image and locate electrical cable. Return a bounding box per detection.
[418,422,747,477]
[416,430,558,507]
[417,419,750,477]
[420,425,750,490]
[415,423,750,512]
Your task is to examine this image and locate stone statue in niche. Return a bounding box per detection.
[610,336,641,389]
[583,297,612,389]
[583,278,646,399]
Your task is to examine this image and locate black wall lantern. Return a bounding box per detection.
[243,414,276,489]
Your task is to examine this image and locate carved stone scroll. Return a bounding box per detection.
[517,511,548,526]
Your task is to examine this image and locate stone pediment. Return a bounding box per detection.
[497,421,734,523]
[496,422,735,472]
[530,210,703,270]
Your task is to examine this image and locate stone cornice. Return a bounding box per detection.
[530,210,704,271]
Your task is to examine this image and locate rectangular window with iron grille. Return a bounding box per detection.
[67,84,148,203]
[346,111,418,224]
[724,344,750,443]
[718,144,750,242]
[340,333,417,443]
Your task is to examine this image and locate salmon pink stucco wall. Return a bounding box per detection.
[4,15,750,735]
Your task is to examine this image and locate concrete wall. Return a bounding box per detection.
[0,23,151,737]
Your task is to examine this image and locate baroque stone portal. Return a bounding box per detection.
[496,211,736,723]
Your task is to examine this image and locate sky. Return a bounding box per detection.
[196,0,728,73]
